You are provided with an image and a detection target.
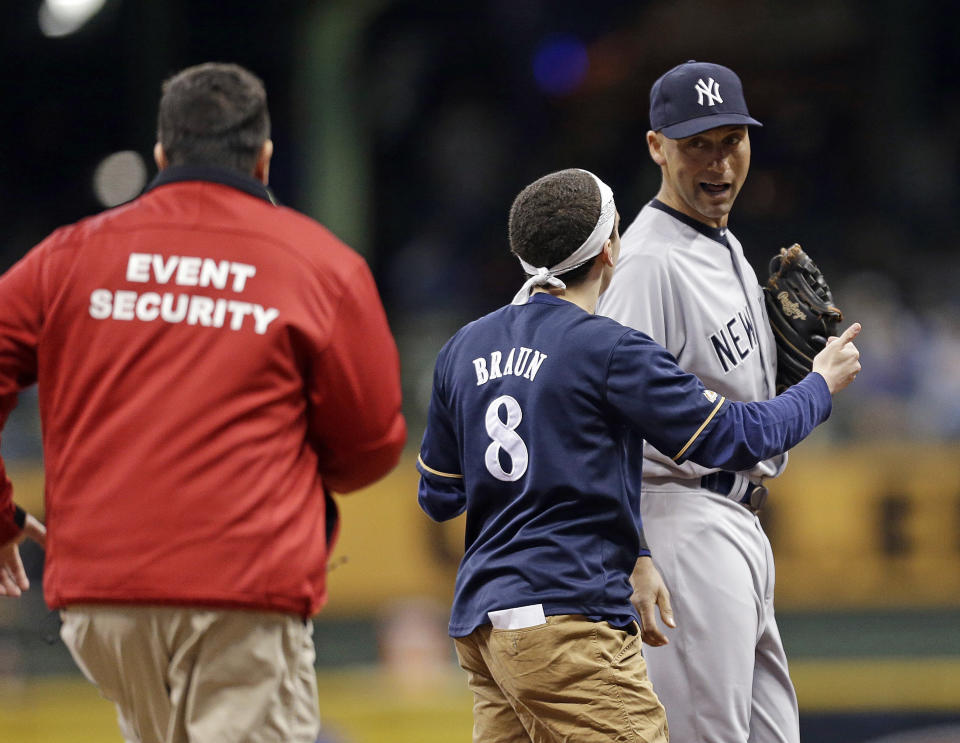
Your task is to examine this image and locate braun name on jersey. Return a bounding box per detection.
[472,346,549,386]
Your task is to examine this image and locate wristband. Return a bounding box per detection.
[13,505,26,530]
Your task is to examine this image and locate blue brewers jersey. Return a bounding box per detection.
[418,293,831,636]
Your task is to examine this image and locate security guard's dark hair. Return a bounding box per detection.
[157,62,270,174]
[508,169,602,287]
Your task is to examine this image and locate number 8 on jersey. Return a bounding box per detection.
[484,395,528,481]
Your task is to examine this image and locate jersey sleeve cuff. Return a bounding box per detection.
[804,372,833,422]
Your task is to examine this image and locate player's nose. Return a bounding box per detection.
[703,147,727,169]
[704,157,727,175]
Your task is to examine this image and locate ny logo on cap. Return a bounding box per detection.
[695,78,723,106]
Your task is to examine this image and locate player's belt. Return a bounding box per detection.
[700,471,768,514]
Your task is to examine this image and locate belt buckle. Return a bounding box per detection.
[742,484,768,514]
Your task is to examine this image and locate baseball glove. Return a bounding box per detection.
[763,244,843,392]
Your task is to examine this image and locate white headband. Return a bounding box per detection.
[511,170,616,306]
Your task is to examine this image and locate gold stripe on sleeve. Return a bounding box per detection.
[672,396,727,461]
[417,454,464,479]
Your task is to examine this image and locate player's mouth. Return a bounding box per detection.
[700,182,731,195]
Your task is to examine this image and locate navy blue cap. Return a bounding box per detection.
[650,60,762,139]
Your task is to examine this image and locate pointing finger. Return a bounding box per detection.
[837,322,862,345]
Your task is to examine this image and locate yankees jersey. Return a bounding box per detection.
[597,200,786,482]
[417,293,831,636]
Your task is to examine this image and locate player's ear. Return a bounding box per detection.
[600,240,616,267]
[254,139,273,185]
[647,131,666,166]
[153,142,168,171]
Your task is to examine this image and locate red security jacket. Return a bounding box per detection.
[0,166,406,617]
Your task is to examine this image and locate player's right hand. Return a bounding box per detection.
[811,322,862,394]
[629,556,676,647]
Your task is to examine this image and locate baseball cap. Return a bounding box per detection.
[650,60,762,139]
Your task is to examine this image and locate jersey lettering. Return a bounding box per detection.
[92,253,277,334]
[490,351,503,380]
[473,358,489,385]
[502,347,515,375]
[739,310,757,349]
[136,292,161,321]
[162,293,188,323]
[523,350,548,380]
[88,290,279,335]
[709,305,757,373]
[513,347,532,376]
[126,253,257,291]
[484,395,528,481]
[112,290,137,321]
[472,347,549,386]
[187,295,216,326]
[727,317,748,359]
[710,333,738,373]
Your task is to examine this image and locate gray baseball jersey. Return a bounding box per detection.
[597,199,800,743]
[598,200,786,483]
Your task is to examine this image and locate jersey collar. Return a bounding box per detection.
[649,199,730,248]
[525,292,573,307]
[144,165,278,205]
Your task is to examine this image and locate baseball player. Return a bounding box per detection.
[597,60,816,742]
[417,167,860,743]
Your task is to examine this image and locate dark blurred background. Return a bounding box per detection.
[3,0,959,440]
[1,1,959,741]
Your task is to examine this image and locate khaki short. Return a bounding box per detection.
[454,614,669,743]
[60,605,319,743]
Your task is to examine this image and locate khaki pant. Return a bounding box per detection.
[454,615,669,743]
[60,605,319,743]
